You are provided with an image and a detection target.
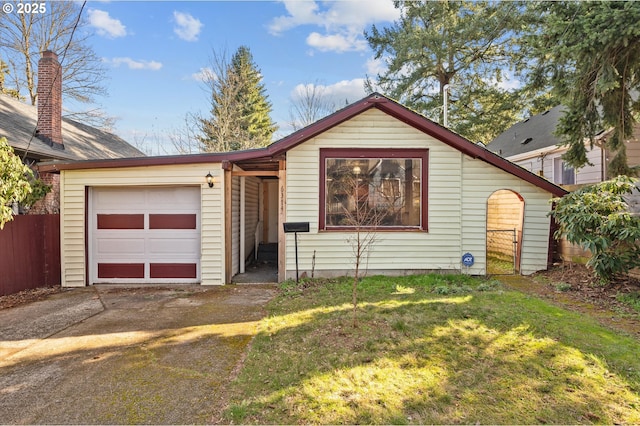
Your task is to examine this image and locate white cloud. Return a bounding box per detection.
[488,71,522,91]
[87,9,127,38]
[291,79,368,106]
[306,32,367,53]
[269,0,400,53]
[107,57,163,71]
[191,67,216,82]
[365,56,387,76]
[173,11,203,42]
[269,1,322,34]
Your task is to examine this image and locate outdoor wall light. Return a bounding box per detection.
[205,172,214,188]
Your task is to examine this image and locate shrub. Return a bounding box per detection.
[550,176,640,283]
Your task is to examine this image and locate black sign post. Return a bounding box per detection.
[283,222,310,282]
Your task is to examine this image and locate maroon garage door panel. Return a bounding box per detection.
[98,263,145,278]
[150,263,198,279]
[97,214,144,229]
[149,214,197,229]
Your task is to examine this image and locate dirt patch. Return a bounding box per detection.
[0,286,63,310]
[501,263,640,339]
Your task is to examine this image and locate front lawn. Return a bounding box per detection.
[222,274,640,424]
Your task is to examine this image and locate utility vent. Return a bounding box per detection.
[521,137,533,145]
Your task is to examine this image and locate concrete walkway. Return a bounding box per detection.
[0,284,277,424]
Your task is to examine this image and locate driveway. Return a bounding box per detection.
[0,284,277,424]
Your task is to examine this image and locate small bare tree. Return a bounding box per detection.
[332,167,384,327]
[170,112,202,154]
[288,82,337,131]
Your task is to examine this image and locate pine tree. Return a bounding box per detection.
[365,1,535,144]
[199,46,277,152]
[528,1,640,177]
[231,46,277,146]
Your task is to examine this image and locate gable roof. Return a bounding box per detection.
[0,94,145,162]
[486,105,566,158]
[39,92,567,197]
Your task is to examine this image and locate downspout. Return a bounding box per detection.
[538,152,547,177]
[443,84,450,128]
[601,145,607,181]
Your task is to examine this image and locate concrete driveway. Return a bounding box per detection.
[0,284,277,424]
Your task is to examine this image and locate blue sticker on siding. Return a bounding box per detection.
[462,253,474,267]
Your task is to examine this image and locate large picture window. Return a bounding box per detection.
[320,148,428,231]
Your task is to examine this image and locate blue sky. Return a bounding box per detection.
[76,0,400,154]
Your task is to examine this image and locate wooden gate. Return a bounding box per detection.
[487,229,516,275]
[0,215,60,296]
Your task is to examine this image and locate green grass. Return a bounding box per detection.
[222,274,640,424]
[617,291,640,313]
[487,255,514,275]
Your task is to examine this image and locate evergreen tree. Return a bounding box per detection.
[528,1,640,177]
[365,1,535,144]
[231,46,277,146]
[199,46,277,152]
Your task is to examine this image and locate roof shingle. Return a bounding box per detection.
[0,94,145,161]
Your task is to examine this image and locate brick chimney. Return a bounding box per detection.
[36,50,63,149]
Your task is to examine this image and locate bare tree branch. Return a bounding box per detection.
[288,82,337,131]
[0,0,114,129]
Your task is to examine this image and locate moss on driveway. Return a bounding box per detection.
[0,284,277,424]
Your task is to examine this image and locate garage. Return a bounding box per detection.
[90,186,201,284]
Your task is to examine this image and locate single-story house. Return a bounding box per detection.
[0,51,144,213]
[486,105,640,186]
[40,93,567,287]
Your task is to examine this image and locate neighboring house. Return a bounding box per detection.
[0,51,144,213]
[40,93,567,287]
[486,105,640,186]
[487,106,640,266]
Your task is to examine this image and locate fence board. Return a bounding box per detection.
[0,215,61,296]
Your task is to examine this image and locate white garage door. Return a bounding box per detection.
[90,187,201,284]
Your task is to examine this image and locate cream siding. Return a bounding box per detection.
[231,176,240,276]
[511,145,604,185]
[59,164,225,287]
[576,148,604,183]
[461,156,553,275]
[625,128,640,169]
[244,177,260,260]
[285,109,555,278]
[286,109,464,278]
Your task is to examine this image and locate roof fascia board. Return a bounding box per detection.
[38,149,277,172]
[507,145,567,162]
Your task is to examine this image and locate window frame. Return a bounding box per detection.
[319,148,429,231]
[553,157,576,185]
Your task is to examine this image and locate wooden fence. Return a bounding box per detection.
[0,214,60,296]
